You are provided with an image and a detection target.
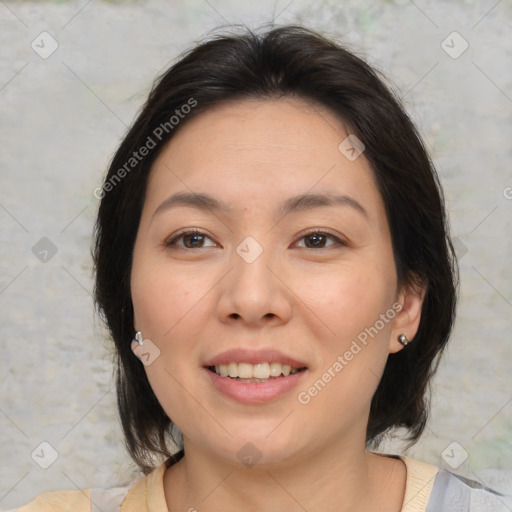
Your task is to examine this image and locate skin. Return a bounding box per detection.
[130,96,426,511]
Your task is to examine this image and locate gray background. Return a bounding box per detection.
[1,0,511,509]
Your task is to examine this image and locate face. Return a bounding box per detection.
[130,97,423,468]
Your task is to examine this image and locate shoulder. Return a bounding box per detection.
[6,489,92,512]
[399,456,439,511]
[398,456,512,512]
[426,468,512,512]
[6,485,131,512]
[6,461,171,512]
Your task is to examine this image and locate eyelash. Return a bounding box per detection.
[164,228,346,250]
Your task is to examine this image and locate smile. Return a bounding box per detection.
[208,361,306,381]
[204,365,309,404]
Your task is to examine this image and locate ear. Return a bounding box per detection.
[388,275,427,354]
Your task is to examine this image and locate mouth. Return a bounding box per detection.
[206,362,308,383]
[203,349,309,403]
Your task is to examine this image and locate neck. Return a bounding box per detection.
[163,434,406,511]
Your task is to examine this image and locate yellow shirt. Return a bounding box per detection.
[12,456,438,511]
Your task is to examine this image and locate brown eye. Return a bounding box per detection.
[166,230,216,249]
[295,231,344,249]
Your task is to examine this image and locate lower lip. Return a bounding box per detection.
[204,368,308,404]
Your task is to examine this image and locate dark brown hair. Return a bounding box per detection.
[92,23,459,474]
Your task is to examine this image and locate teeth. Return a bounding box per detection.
[270,362,282,377]
[227,362,238,378]
[253,362,270,379]
[238,363,253,379]
[213,362,302,379]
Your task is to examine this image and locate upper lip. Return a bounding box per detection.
[203,348,308,369]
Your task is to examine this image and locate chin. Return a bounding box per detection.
[200,428,307,470]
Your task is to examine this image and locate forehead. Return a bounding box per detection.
[145,97,383,221]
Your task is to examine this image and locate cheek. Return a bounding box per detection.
[131,254,213,340]
[131,257,210,428]
[292,258,393,344]
[291,259,394,408]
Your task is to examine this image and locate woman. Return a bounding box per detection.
[14,24,511,512]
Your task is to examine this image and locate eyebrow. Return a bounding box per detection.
[152,191,368,220]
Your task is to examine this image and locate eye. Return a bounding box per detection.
[164,229,346,251]
[294,230,345,249]
[165,229,217,249]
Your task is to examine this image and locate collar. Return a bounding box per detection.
[121,455,439,512]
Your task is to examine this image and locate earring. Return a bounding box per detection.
[134,331,143,346]
[397,334,409,346]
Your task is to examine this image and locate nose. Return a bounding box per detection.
[215,239,293,328]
